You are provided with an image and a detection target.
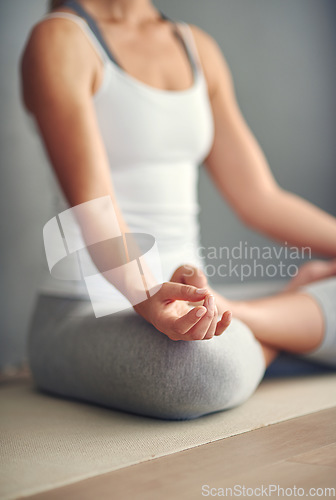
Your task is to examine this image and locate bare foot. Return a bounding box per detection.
[285,259,336,291]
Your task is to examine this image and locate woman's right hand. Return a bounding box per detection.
[133,282,231,341]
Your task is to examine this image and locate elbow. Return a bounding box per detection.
[238,209,264,232]
[235,186,283,232]
[238,205,265,230]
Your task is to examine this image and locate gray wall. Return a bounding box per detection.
[155,0,336,283]
[1,0,335,369]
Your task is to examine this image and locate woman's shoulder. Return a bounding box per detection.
[21,11,95,113]
[23,10,89,62]
[184,23,233,100]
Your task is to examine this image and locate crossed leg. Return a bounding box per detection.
[172,261,336,368]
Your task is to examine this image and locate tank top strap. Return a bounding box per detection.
[158,12,198,81]
[59,1,198,80]
[42,11,110,66]
[44,2,202,82]
[61,0,122,67]
[175,23,204,78]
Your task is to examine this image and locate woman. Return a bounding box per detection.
[21,0,336,420]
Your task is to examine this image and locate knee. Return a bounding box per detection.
[132,320,265,421]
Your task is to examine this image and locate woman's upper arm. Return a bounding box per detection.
[21,19,116,208]
[190,25,279,221]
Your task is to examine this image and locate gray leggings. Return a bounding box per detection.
[27,295,266,420]
[27,277,336,420]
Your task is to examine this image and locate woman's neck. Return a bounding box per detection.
[76,0,160,26]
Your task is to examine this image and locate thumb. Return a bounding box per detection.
[159,282,208,302]
[182,269,208,289]
[170,264,208,288]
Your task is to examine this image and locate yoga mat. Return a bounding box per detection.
[1,374,336,499]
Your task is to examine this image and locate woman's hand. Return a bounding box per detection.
[134,282,230,341]
[170,264,233,321]
[170,265,233,332]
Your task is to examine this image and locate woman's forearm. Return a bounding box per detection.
[246,188,336,257]
[74,195,159,307]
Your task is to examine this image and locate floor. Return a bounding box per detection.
[25,407,336,500]
[4,279,335,498]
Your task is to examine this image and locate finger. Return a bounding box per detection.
[184,294,215,341]
[215,311,232,336]
[160,282,208,302]
[203,306,218,339]
[169,264,189,283]
[182,269,208,289]
[170,264,204,285]
[172,305,207,336]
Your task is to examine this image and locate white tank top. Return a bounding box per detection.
[29,11,215,301]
